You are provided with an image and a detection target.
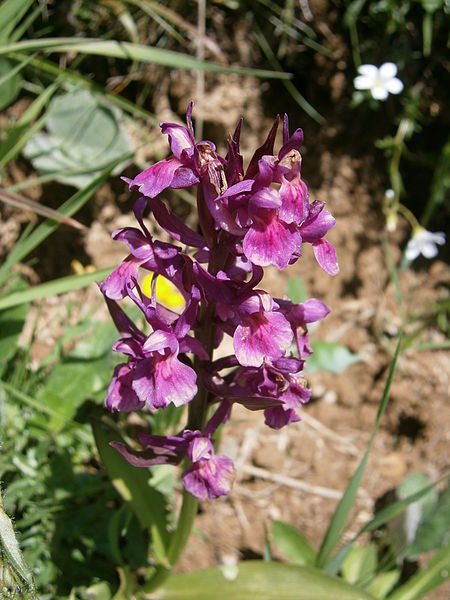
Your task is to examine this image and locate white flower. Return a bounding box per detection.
[405,228,446,261]
[354,63,404,101]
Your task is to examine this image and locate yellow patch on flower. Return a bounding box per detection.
[142,273,185,309]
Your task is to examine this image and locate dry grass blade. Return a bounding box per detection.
[0,189,86,230]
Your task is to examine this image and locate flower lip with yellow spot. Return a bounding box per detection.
[142,272,185,309]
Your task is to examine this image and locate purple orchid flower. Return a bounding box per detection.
[101,104,338,501]
[233,292,293,367]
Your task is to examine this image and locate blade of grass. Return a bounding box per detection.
[421,135,450,227]
[9,52,158,122]
[8,52,159,124]
[0,189,86,230]
[0,81,59,169]
[0,0,35,43]
[0,267,112,310]
[388,544,450,600]
[0,161,118,285]
[1,38,291,79]
[124,0,226,62]
[315,336,402,568]
[9,4,44,43]
[0,53,35,88]
[251,20,324,123]
[0,379,74,421]
[356,474,449,537]
[255,0,317,37]
[267,14,334,57]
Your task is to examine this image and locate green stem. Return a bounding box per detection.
[167,491,199,566]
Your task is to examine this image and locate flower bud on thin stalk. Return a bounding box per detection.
[101,103,339,507]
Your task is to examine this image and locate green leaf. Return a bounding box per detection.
[150,561,375,599]
[0,38,290,79]
[36,357,113,426]
[341,544,377,586]
[306,341,361,374]
[286,276,308,304]
[397,472,438,520]
[8,52,158,123]
[407,484,450,557]
[356,476,448,539]
[271,520,316,566]
[0,495,35,597]
[384,472,440,560]
[388,544,450,600]
[113,566,136,600]
[0,82,59,170]
[316,338,401,568]
[368,571,400,599]
[23,90,133,188]
[0,282,28,365]
[0,0,35,43]
[0,268,112,310]
[343,0,368,28]
[92,418,170,565]
[0,58,21,110]
[0,159,117,285]
[85,581,112,600]
[69,319,119,360]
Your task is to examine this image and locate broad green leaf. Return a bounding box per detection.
[407,484,450,557]
[0,38,290,79]
[397,472,438,521]
[0,58,21,110]
[388,544,450,600]
[271,520,316,566]
[306,341,361,374]
[149,561,375,599]
[23,90,133,188]
[0,268,112,310]
[316,338,401,568]
[341,545,377,586]
[0,379,70,422]
[368,571,400,599]
[286,276,308,304]
[92,418,170,565]
[36,356,114,427]
[69,319,119,360]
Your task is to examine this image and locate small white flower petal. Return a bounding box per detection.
[354,75,374,90]
[371,86,389,101]
[405,241,420,261]
[358,64,378,79]
[379,62,398,79]
[385,77,404,95]
[431,232,446,246]
[421,242,439,259]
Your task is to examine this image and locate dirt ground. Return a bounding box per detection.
[2,4,449,597]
